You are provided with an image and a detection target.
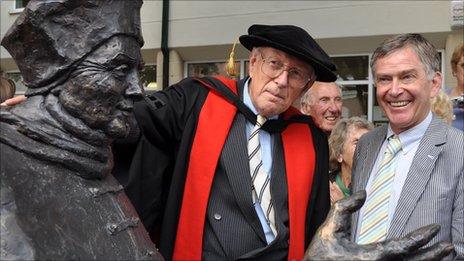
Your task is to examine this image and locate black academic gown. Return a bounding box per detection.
[123,77,330,260]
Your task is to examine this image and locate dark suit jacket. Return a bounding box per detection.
[123,77,330,260]
[351,115,464,259]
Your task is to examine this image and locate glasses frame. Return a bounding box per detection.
[259,52,313,89]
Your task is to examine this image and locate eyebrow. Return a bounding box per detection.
[376,68,417,77]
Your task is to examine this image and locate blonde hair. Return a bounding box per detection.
[431,90,454,124]
[451,43,464,74]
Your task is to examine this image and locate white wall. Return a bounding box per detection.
[161,1,451,48]
[1,1,456,70]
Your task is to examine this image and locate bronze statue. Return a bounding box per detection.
[0,0,161,259]
[0,0,454,260]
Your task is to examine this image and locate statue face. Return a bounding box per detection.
[59,36,143,139]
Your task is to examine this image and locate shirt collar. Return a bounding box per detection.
[243,79,278,120]
[387,111,432,154]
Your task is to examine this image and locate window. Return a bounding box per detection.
[5,72,27,95]
[15,0,31,9]
[185,61,242,80]
[140,64,158,91]
[331,55,371,121]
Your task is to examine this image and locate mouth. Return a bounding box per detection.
[265,90,285,101]
[324,116,338,122]
[388,100,410,108]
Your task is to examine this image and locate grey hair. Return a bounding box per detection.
[328,116,374,172]
[300,82,343,108]
[371,33,440,80]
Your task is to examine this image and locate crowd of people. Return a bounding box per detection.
[1,10,462,259]
[119,27,463,259]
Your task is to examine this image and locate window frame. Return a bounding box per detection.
[4,70,26,95]
[183,59,247,79]
[139,63,158,91]
[330,53,373,121]
[9,0,29,14]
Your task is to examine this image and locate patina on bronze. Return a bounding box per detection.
[0,0,161,259]
[304,191,454,260]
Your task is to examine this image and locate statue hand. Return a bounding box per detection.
[303,190,454,260]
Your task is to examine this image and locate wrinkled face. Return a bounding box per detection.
[303,82,342,133]
[339,126,370,171]
[59,36,143,139]
[248,47,314,117]
[454,55,464,89]
[374,47,441,134]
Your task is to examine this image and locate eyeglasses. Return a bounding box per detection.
[259,53,313,89]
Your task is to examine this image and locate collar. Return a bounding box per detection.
[243,79,278,120]
[387,111,432,155]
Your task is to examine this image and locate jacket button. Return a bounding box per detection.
[214,213,222,221]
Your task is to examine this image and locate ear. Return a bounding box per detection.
[337,155,343,163]
[429,71,442,98]
[301,103,309,115]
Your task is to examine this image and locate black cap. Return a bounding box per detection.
[239,24,336,82]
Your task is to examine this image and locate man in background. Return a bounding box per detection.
[351,33,463,259]
[301,81,343,133]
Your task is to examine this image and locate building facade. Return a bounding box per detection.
[1,0,463,124]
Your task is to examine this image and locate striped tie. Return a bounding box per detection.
[357,135,402,244]
[248,115,277,236]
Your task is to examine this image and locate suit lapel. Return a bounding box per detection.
[351,126,387,236]
[221,81,267,243]
[359,127,387,190]
[387,116,446,238]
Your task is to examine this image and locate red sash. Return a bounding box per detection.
[173,77,315,260]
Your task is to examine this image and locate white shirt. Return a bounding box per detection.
[355,111,432,241]
[243,79,277,244]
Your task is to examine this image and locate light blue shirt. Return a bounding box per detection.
[356,111,432,241]
[243,79,277,244]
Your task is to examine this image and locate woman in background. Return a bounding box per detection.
[431,90,454,124]
[448,43,464,131]
[328,117,373,204]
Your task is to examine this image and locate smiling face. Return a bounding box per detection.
[59,35,143,139]
[302,82,342,133]
[248,47,314,117]
[374,46,441,134]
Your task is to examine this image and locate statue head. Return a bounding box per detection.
[1,0,145,139]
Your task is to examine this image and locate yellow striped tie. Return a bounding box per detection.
[357,135,402,244]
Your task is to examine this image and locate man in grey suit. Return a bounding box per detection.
[351,33,464,259]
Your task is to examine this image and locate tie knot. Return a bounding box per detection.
[256,115,267,127]
[387,135,402,155]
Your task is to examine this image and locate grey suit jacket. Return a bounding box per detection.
[351,115,463,260]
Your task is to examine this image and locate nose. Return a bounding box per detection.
[328,100,341,113]
[389,78,403,96]
[125,69,144,99]
[273,70,289,88]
